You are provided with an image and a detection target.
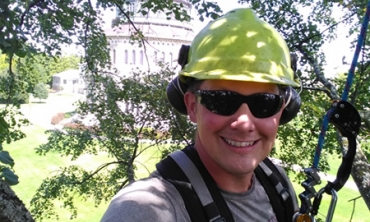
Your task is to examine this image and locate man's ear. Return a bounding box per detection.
[184,92,197,123]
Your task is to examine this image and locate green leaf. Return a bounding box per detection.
[0,39,11,48]
[0,150,15,166]
[15,49,27,58]
[0,117,8,132]
[1,168,19,185]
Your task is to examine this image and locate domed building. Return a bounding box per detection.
[104,0,195,74]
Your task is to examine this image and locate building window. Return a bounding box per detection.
[140,50,144,65]
[161,52,165,62]
[170,52,173,66]
[128,2,136,13]
[125,102,130,113]
[154,51,157,62]
[132,50,136,64]
[124,50,128,64]
[63,79,67,84]
[113,49,116,64]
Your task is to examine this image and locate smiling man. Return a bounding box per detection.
[102,8,301,222]
[187,80,284,193]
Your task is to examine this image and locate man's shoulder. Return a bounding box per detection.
[112,171,180,202]
[101,171,188,222]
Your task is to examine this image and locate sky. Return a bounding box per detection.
[100,0,354,77]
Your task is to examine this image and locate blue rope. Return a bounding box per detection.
[342,2,370,101]
[312,2,370,168]
[312,111,332,168]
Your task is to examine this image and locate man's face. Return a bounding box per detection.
[185,79,283,177]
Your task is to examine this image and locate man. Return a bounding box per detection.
[102,8,300,222]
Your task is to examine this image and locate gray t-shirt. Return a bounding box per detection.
[101,169,298,222]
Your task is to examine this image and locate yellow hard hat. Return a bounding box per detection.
[179,8,299,87]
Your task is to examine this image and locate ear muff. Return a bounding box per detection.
[166,45,191,114]
[166,46,302,124]
[178,45,190,69]
[279,53,301,125]
[166,76,189,115]
[280,86,301,125]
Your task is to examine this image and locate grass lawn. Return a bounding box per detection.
[6,127,164,221]
[2,93,112,221]
[134,143,163,179]
[8,125,111,222]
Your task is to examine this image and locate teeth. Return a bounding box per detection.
[224,138,254,147]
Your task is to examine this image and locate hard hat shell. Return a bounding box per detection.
[179,8,300,87]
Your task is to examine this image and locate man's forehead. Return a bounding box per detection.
[200,79,279,92]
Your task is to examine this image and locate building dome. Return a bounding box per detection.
[105,0,194,73]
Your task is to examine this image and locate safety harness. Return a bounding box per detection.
[157,145,296,222]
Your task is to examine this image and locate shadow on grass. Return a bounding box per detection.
[30,101,47,104]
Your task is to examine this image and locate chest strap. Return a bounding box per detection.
[156,145,295,222]
[157,146,233,222]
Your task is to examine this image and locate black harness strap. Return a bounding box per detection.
[255,160,295,222]
[156,145,294,222]
[169,150,224,221]
[261,157,295,219]
[157,146,232,222]
[157,155,208,222]
[182,146,234,221]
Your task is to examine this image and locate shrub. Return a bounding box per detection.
[33,82,49,100]
[51,112,65,125]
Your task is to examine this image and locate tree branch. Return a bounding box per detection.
[295,44,340,99]
[71,161,127,185]
[19,0,46,27]
[303,86,334,99]
[298,12,356,45]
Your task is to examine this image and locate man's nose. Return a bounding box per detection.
[229,103,256,131]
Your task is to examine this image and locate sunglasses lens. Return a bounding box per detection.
[196,91,237,115]
[195,90,283,118]
[248,94,283,118]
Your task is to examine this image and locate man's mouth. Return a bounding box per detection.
[223,138,255,147]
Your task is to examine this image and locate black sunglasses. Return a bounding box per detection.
[194,90,284,118]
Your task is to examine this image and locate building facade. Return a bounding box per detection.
[104,0,194,74]
[52,69,86,94]
[52,1,194,95]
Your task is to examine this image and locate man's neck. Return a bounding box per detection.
[194,144,254,193]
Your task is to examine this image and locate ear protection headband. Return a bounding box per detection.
[166,45,302,125]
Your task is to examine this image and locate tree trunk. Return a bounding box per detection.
[351,147,370,210]
[0,180,34,222]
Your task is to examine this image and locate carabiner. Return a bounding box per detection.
[298,168,321,214]
[312,187,338,222]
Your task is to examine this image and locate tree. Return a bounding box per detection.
[16,54,80,90]
[0,110,30,221]
[0,53,78,105]
[1,0,370,221]
[32,82,49,101]
[31,64,196,220]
